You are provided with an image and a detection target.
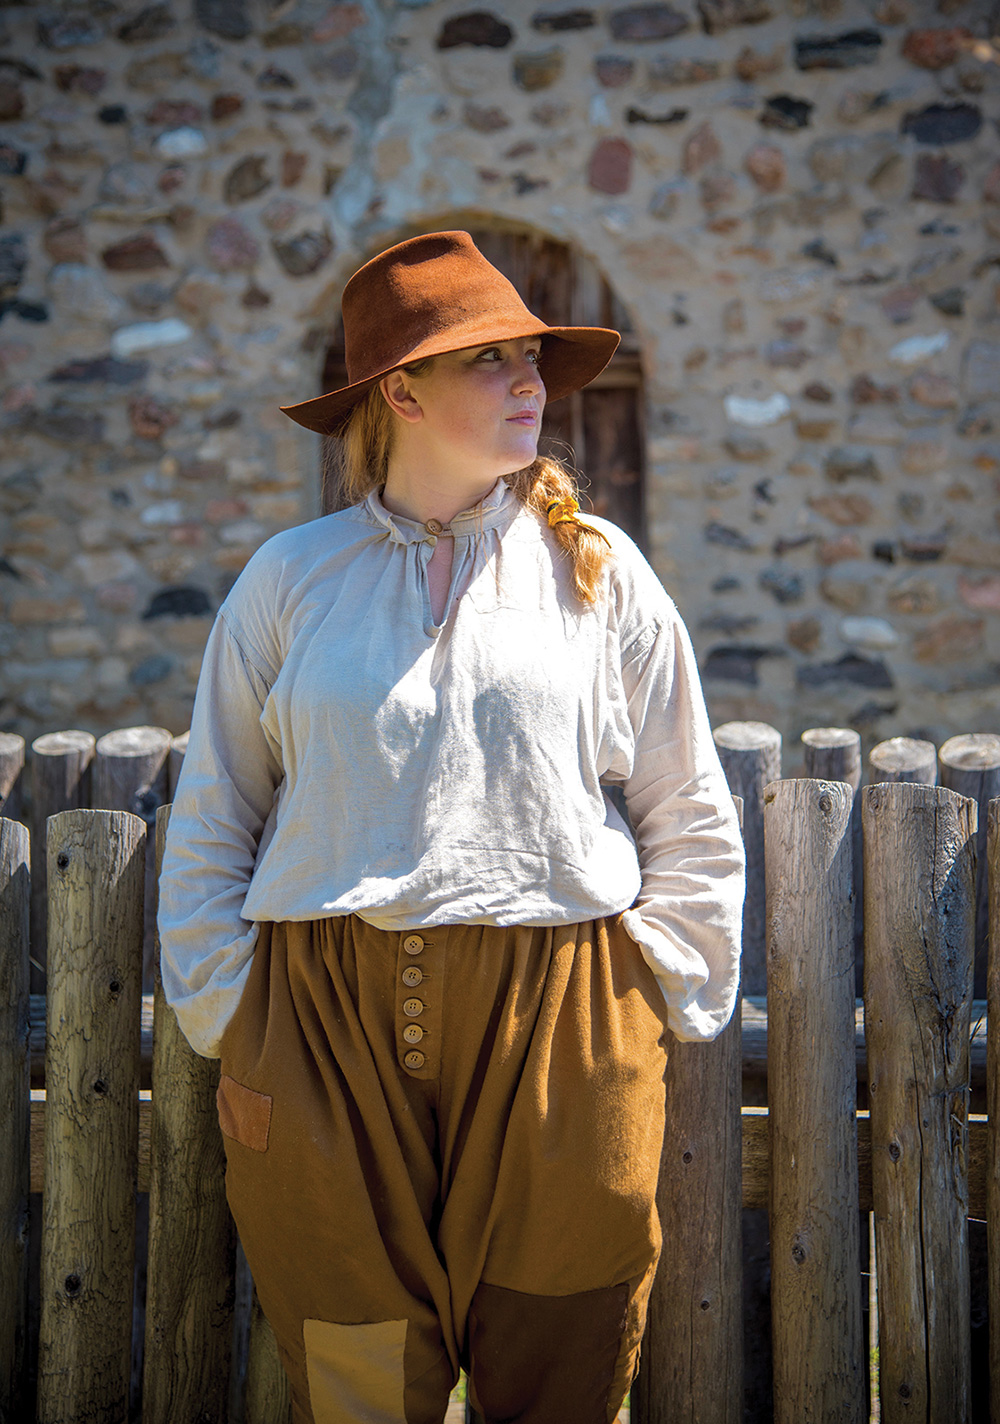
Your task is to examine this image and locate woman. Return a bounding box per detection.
[158,230,745,1424]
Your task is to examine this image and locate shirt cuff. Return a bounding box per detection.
[620,906,739,1043]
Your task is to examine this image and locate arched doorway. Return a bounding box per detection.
[320,226,647,547]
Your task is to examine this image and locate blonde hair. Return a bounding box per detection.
[327,380,613,605]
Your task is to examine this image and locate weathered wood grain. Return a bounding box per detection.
[634,1007,743,1424]
[713,722,781,994]
[142,805,236,1423]
[765,779,864,1424]
[940,735,1000,998]
[0,735,24,822]
[863,782,975,1424]
[633,796,744,1424]
[28,729,95,989]
[29,992,152,1086]
[714,730,777,1419]
[801,727,863,986]
[36,809,145,1424]
[800,728,862,788]
[0,819,29,1423]
[868,736,937,786]
[245,1290,293,1424]
[92,726,172,991]
[740,1112,988,1218]
[988,797,1000,1424]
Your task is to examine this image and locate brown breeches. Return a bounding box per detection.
[217,915,669,1424]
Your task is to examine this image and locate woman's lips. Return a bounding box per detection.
[507,410,538,425]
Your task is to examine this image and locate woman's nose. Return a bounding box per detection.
[513,356,544,396]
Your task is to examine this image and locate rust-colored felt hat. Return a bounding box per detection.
[279,230,621,435]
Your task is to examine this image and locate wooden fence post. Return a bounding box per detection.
[0,736,25,822]
[801,727,863,987]
[168,731,189,798]
[765,779,864,1424]
[868,737,937,786]
[245,1291,293,1424]
[37,808,145,1424]
[29,730,96,992]
[800,727,861,787]
[713,722,780,996]
[632,796,744,1424]
[939,734,1000,999]
[0,819,30,1422]
[142,805,236,1422]
[988,797,1000,1424]
[92,727,173,818]
[93,726,172,991]
[863,782,975,1424]
[713,727,778,1420]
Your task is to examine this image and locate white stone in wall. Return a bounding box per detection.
[889,332,950,364]
[838,617,900,651]
[154,127,208,158]
[140,501,187,526]
[589,93,612,127]
[111,319,194,357]
[724,393,792,427]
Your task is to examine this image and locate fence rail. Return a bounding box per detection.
[1,721,998,1422]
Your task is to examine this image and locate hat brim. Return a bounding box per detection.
[279,324,621,436]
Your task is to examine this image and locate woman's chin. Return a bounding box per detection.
[503,437,541,471]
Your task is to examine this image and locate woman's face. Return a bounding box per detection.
[388,336,546,482]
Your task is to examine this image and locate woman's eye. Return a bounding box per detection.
[475,346,540,365]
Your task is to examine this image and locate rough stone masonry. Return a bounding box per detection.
[1,0,998,757]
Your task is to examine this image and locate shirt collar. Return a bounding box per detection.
[363,478,520,545]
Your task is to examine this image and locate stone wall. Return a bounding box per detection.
[1,0,998,759]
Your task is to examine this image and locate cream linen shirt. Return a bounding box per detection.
[158,480,745,1058]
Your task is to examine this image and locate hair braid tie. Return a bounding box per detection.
[545,497,612,549]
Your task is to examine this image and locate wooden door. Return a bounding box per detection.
[320,226,646,546]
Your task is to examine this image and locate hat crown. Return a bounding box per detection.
[279,229,620,435]
[341,231,537,384]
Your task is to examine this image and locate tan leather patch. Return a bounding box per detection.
[217,1073,272,1152]
[303,1318,408,1423]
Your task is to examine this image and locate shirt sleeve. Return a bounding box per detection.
[618,607,745,1042]
[157,606,283,1058]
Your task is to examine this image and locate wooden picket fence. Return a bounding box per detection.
[1,721,999,1422]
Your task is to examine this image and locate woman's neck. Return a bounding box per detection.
[380,463,500,527]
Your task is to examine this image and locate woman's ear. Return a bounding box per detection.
[379,371,423,424]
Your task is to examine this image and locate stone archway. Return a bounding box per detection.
[319,225,647,547]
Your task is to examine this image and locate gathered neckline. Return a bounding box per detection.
[362,478,519,546]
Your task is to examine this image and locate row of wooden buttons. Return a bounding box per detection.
[403,934,426,1068]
